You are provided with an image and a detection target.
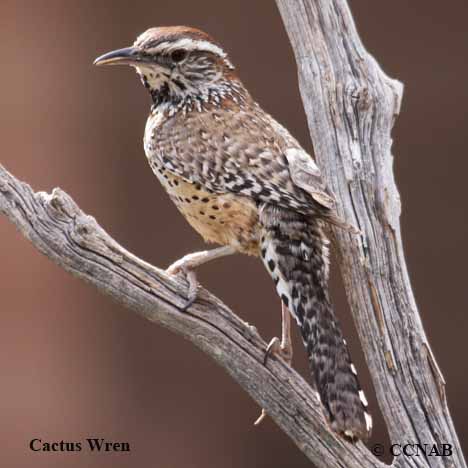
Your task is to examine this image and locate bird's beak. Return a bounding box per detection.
[93,47,142,67]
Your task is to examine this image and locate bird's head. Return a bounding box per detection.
[94,26,242,107]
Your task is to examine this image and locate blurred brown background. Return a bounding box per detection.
[1,1,467,467]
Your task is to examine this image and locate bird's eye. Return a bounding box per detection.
[171,49,188,63]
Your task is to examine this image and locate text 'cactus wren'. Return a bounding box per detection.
[94,26,372,441]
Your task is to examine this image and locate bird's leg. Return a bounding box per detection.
[254,302,293,425]
[265,302,294,365]
[166,245,237,311]
[166,245,237,273]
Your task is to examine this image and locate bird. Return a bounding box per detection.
[94,26,372,441]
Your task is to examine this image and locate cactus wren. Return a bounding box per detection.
[94,26,372,441]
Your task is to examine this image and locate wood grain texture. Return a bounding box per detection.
[275,0,465,466]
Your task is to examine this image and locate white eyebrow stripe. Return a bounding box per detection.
[147,38,227,58]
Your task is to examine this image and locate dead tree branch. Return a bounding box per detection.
[275,0,466,467]
[0,163,382,467]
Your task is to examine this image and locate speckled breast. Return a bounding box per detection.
[148,158,260,256]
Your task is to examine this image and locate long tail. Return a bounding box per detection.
[259,204,372,441]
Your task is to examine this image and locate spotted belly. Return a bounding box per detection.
[149,160,260,255]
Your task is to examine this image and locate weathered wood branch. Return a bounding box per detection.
[0,164,383,467]
[275,0,466,467]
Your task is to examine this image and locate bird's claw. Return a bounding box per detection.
[181,269,198,311]
[264,336,293,366]
[166,263,199,311]
[254,336,293,426]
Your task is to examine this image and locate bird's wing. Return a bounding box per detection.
[147,104,342,219]
[283,147,335,210]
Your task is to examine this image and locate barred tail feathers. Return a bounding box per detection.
[259,204,372,440]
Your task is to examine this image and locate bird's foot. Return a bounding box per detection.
[254,336,293,426]
[166,247,237,311]
[167,251,208,275]
[263,336,293,366]
[166,257,200,312]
